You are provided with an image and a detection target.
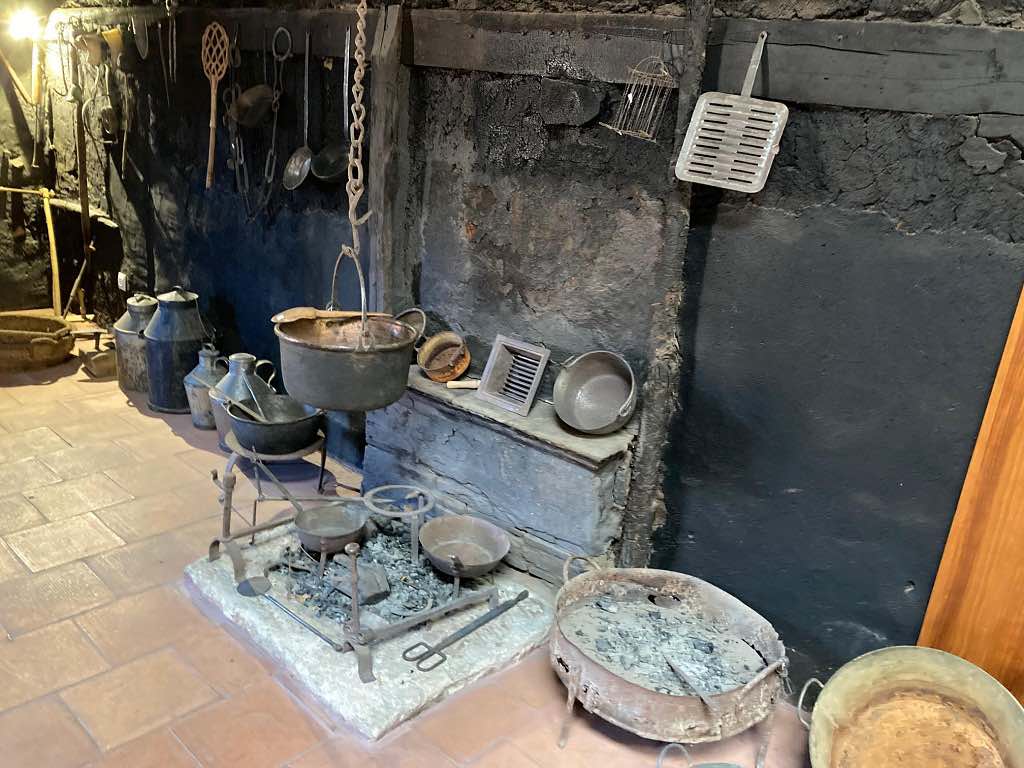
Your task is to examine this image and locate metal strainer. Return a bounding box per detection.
[674,31,788,194]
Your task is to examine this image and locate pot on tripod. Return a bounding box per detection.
[144,287,207,413]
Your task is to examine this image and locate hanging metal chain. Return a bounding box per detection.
[329,0,370,312]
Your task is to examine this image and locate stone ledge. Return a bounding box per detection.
[184,531,555,740]
[405,368,636,471]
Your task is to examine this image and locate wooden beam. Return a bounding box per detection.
[48,7,1024,116]
[707,18,1024,117]
[368,5,411,314]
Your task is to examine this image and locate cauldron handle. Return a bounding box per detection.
[327,245,373,351]
[797,677,823,730]
[394,308,427,343]
[561,554,602,583]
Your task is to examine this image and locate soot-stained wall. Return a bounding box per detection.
[405,70,672,386]
[655,108,1024,682]
[40,35,366,461]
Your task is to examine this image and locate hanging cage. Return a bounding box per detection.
[601,56,676,142]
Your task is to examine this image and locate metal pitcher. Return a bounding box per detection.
[144,287,207,413]
[183,344,228,430]
[209,352,276,450]
[112,293,156,394]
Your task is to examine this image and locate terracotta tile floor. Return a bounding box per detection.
[0,352,810,767]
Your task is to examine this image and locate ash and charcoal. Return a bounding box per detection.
[271,516,484,624]
[560,586,765,697]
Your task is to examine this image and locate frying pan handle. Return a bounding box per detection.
[796,677,823,730]
[561,554,602,583]
[741,30,769,98]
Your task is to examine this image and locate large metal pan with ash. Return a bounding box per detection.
[798,645,1024,768]
[551,557,787,744]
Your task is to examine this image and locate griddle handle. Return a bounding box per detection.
[741,31,768,98]
[797,677,823,730]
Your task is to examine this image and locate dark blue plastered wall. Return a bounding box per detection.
[654,108,1024,683]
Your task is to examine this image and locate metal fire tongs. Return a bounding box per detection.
[403,590,529,671]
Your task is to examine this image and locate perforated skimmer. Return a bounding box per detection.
[674,32,788,194]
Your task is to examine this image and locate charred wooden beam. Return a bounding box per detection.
[619,0,716,568]
[48,8,1024,116]
[368,5,412,314]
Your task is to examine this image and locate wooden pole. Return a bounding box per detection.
[67,40,91,319]
[41,190,60,315]
[619,0,716,567]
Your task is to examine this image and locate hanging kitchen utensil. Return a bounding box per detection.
[201,22,230,189]
[601,56,674,142]
[132,16,149,60]
[310,27,349,181]
[310,139,347,181]
[166,0,178,84]
[228,84,274,127]
[283,29,313,191]
[674,31,788,194]
[343,26,350,132]
[252,26,291,215]
[155,20,170,106]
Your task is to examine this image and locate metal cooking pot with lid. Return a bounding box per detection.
[273,253,425,412]
[798,646,1024,768]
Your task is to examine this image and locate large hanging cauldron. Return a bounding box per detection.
[144,286,207,413]
[273,254,424,412]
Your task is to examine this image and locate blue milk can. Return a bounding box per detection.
[143,286,207,413]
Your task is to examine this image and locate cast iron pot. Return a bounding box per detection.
[226,394,323,455]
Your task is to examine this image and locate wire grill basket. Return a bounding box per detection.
[601,57,675,143]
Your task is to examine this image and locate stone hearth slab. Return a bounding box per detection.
[183,530,554,740]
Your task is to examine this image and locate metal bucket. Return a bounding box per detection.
[273,253,424,412]
[551,558,787,743]
[113,293,156,393]
[798,646,1024,768]
[143,286,207,413]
